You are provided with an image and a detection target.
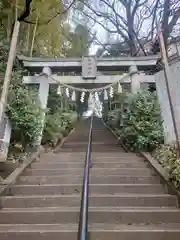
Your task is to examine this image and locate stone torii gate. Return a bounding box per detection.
[2,54,180,161]
[17,55,158,148]
[0,54,158,161]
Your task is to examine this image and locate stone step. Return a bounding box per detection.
[62,144,119,149]
[0,207,180,224]
[56,152,134,156]
[37,155,146,163]
[17,175,160,185]
[9,184,167,196]
[59,148,124,152]
[1,117,178,239]
[36,158,144,164]
[63,142,118,145]
[30,161,149,169]
[0,194,177,208]
[23,168,155,176]
[0,223,180,240]
[42,152,139,157]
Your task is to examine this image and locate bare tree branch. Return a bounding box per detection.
[82,0,180,56]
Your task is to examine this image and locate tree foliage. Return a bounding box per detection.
[0,47,43,150]
[7,83,42,149]
[41,85,77,147]
[17,0,70,57]
[0,0,89,57]
[65,24,91,57]
[42,110,77,147]
[63,0,93,57]
[0,1,79,154]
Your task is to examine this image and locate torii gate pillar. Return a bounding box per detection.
[32,67,51,149]
[129,65,140,93]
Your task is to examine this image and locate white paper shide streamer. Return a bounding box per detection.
[104,89,108,100]
[117,82,122,93]
[95,92,99,101]
[65,88,70,98]
[56,80,121,104]
[71,91,76,101]
[88,93,93,102]
[109,86,114,98]
[80,91,85,103]
[57,85,62,95]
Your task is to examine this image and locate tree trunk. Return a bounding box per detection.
[161,0,171,50]
[126,8,137,56]
[30,12,39,57]
[7,4,13,39]
[26,24,31,52]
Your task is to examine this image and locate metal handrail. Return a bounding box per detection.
[78,114,93,240]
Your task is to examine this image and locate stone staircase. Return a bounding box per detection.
[0,117,180,239]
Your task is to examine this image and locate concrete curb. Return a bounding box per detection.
[140,152,169,181]
[1,152,41,186]
[140,151,180,205]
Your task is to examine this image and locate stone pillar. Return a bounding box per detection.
[0,114,11,162]
[155,71,175,144]
[33,67,50,149]
[155,61,180,144]
[129,65,140,94]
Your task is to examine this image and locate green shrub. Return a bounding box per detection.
[117,90,164,151]
[0,40,43,152]
[42,112,64,146]
[42,110,77,146]
[153,144,180,188]
[7,84,43,150]
[47,86,62,115]
[42,85,77,147]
